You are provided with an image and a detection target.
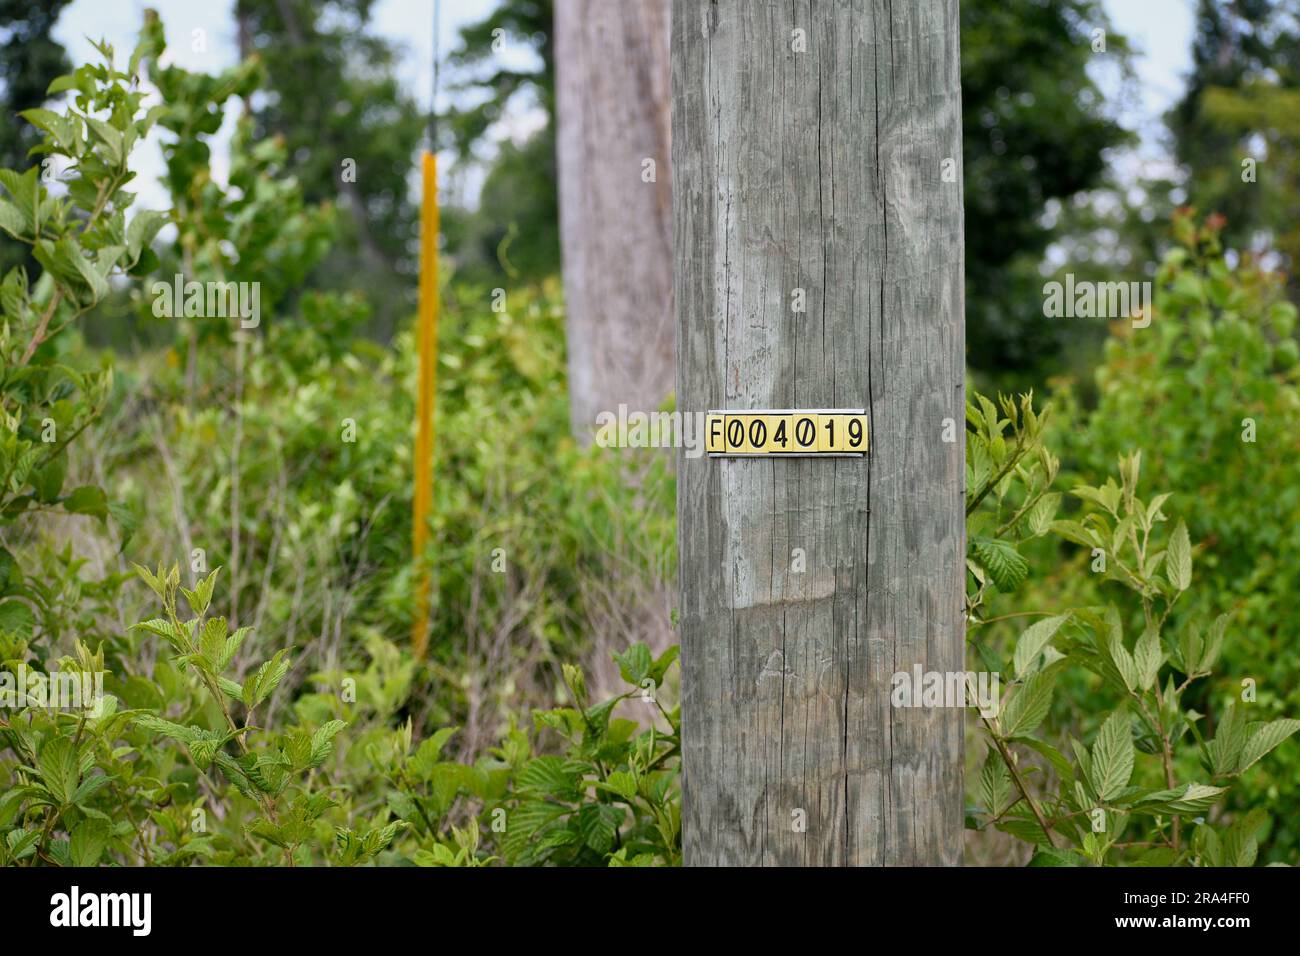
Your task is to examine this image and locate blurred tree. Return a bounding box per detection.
[438,0,555,286]
[441,0,553,156]
[961,0,1132,376]
[553,0,671,438]
[234,0,426,339]
[0,0,71,276]
[444,0,1131,384]
[1169,0,1300,288]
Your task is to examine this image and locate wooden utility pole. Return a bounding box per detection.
[673,0,966,865]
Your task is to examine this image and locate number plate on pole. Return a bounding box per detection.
[706,409,868,457]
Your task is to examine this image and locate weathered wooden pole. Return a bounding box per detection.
[673,0,965,865]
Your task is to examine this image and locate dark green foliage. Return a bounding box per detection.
[1168,0,1300,279]
[1045,212,1300,861]
[966,384,1298,865]
[961,0,1133,375]
[0,0,73,277]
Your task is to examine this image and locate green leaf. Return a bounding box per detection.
[0,167,38,219]
[37,737,80,805]
[517,756,582,801]
[596,770,640,802]
[69,819,110,866]
[180,568,220,617]
[1028,847,1087,866]
[31,453,67,502]
[1013,614,1068,677]
[1001,671,1056,738]
[0,197,28,240]
[132,713,199,744]
[1026,493,1061,537]
[1017,736,1075,782]
[84,116,123,165]
[576,803,622,854]
[1221,808,1268,867]
[1051,519,1101,548]
[995,815,1053,847]
[1107,625,1140,694]
[198,616,228,669]
[63,484,108,519]
[309,719,347,767]
[1090,710,1134,801]
[613,644,653,686]
[1207,703,1249,776]
[130,617,186,651]
[0,600,35,639]
[1167,520,1192,591]
[508,800,570,838]
[46,75,78,95]
[1132,783,1226,815]
[1237,719,1300,774]
[242,648,290,710]
[973,537,1029,591]
[126,209,168,261]
[19,108,78,151]
[978,748,1013,817]
[1134,625,1163,691]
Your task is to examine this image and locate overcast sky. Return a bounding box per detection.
[50,0,1195,214]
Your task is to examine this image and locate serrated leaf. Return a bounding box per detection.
[1237,719,1300,774]
[1132,783,1226,814]
[995,815,1053,847]
[132,713,199,744]
[69,819,109,866]
[517,756,581,801]
[309,719,347,767]
[1134,625,1163,691]
[1090,710,1134,801]
[37,737,79,805]
[1026,492,1061,537]
[973,537,1029,591]
[978,748,1013,817]
[1167,520,1192,591]
[1001,671,1056,738]
[1107,626,1139,694]
[242,648,290,710]
[1207,703,1249,776]
[1017,736,1075,782]
[613,644,652,685]
[1028,847,1087,866]
[1013,614,1068,677]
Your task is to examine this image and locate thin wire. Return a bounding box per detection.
[428,0,440,151]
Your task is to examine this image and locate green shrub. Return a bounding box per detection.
[966,390,1297,865]
[1042,211,1300,861]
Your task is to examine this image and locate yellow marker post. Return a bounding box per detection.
[412,151,439,658]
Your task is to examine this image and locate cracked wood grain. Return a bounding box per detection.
[674,0,965,866]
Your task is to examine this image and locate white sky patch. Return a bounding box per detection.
[48,0,1192,219]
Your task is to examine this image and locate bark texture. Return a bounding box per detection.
[555,0,674,437]
[673,0,966,865]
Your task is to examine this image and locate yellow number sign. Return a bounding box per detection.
[706,409,868,457]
